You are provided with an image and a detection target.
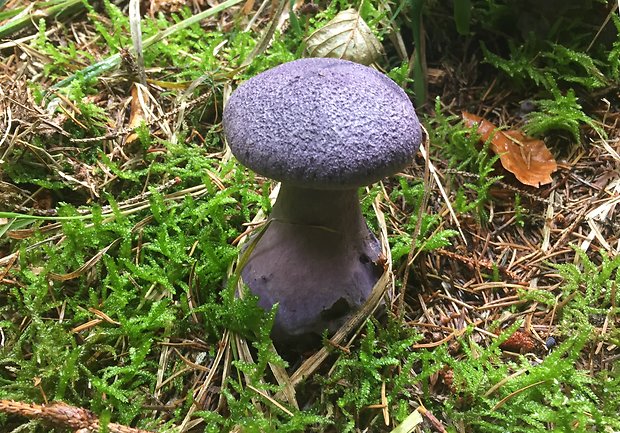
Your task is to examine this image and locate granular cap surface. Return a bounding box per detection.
[223,58,422,189]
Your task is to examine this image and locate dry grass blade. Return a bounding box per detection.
[128,0,147,86]
[381,381,389,426]
[419,137,467,245]
[228,331,296,422]
[398,130,432,318]
[88,307,121,325]
[483,368,528,397]
[179,331,230,433]
[71,318,104,333]
[289,267,392,385]
[172,75,215,144]
[580,176,620,255]
[388,407,424,433]
[240,0,287,68]
[587,2,619,52]
[0,87,11,150]
[268,347,299,409]
[48,238,121,281]
[243,0,270,31]
[229,185,299,409]
[411,320,482,349]
[246,384,294,416]
[491,380,548,411]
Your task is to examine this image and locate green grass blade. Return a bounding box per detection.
[49,0,243,92]
[0,0,83,39]
[453,0,471,35]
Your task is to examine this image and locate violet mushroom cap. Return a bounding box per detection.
[223,58,422,346]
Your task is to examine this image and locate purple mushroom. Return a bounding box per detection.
[223,58,422,346]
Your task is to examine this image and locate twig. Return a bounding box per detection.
[436,248,522,281]
[417,404,447,433]
[0,399,156,433]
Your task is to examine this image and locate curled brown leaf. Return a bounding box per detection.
[462,112,558,188]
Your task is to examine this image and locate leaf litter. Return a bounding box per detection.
[305,8,383,65]
[462,112,558,188]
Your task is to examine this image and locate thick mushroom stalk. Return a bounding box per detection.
[223,58,422,346]
[242,185,383,343]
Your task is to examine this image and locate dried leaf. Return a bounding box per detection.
[126,84,148,143]
[240,0,255,15]
[463,112,558,188]
[305,8,383,65]
[499,330,537,353]
[48,239,120,281]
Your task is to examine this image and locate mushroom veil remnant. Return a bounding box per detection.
[223,58,422,346]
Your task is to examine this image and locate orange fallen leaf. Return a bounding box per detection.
[462,112,557,188]
[126,83,148,144]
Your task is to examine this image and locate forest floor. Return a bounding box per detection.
[0,1,619,432]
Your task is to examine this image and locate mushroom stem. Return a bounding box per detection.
[241,184,383,345]
[270,185,366,233]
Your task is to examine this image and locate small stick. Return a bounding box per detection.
[0,399,156,433]
[417,404,447,433]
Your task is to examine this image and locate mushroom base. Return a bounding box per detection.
[240,185,383,348]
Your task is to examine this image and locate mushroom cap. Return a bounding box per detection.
[223,58,422,189]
